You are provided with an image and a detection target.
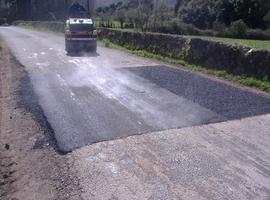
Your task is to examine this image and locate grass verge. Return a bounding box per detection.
[184,35,270,52]
[100,39,270,92]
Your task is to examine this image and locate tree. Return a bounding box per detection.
[229,19,248,37]
[174,0,269,30]
[116,9,126,28]
[17,0,32,20]
[218,0,269,29]
[179,0,217,29]
[174,0,182,16]
[264,11,270,28]
[137,0,154,31]
[126,9,137,27]
[150,0,171,31]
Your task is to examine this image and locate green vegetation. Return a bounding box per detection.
[94,19,122,29]
[100,39,270,92]
[174,0,269,30]
[1,0,269,40]
[184,35,270,52]
[95,0,270,39]
[240,77,270,91]
[229,20,248,38]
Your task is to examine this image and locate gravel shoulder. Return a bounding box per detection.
[0,39,82,200]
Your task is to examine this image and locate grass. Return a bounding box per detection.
[100,39,270,92]
[184,35,270,51]
[239,77,270,91]
[94,19,122,28]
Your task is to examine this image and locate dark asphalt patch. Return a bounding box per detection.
[14,58,60,153]
[122,65,270,120]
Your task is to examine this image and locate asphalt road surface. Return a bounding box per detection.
[1,27,270,153]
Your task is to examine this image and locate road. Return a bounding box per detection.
[1,27,270,152]
[1,27,270,199]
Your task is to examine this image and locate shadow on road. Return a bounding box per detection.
[66,51,100,57]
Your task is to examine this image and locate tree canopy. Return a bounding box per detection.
[175,0,270,29]
[0,0,269,32]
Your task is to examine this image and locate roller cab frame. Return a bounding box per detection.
[65,18,97,53]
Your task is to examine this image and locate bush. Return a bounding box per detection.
[246,29,270,40]
[149,19,217,36]
[229,20,248,38]
[263,12,270,27]
[103,39,111,47]
[212,21,226,32]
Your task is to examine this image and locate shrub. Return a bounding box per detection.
[103,39,111,47]
[212,21,226,32]
[263,12,270,27]
[246,29,270,40]
[150,19,217,36]
[229,20,248,38]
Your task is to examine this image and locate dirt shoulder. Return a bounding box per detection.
[0,40,82,200]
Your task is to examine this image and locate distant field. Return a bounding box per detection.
[94,19,121,28]
[93,18,270,52]
[184,35,270,52]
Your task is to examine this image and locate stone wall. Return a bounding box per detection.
[99,28,270,79]
[98,28,189,59]
[187,39,270,78]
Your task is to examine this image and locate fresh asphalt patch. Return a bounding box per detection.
[11,64,270,153]
[122,65,270,121]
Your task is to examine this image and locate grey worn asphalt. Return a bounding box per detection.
[1,27,270,153]
[73,114,270,200]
